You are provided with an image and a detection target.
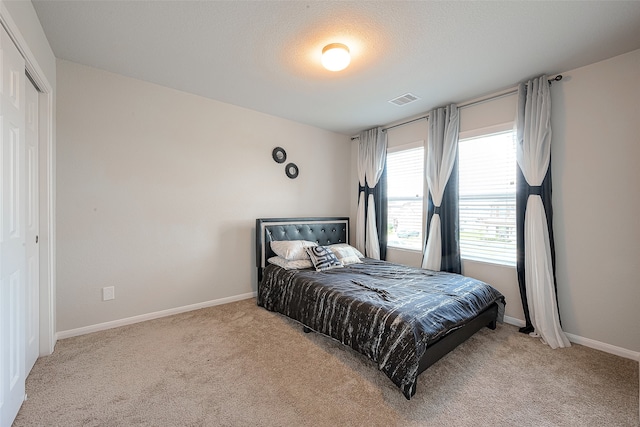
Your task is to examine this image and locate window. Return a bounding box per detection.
[386,142,424,251]
[458,130,516,265]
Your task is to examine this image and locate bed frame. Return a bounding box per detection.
[255,216,498,397]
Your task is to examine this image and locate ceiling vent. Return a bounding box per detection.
[388,93,420,106]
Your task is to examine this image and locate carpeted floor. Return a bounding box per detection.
[13,298,639,427]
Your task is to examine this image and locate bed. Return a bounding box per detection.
[255,217,505,399]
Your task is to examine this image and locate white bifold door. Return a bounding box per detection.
[25,75,39,376]
[0,23,27,427]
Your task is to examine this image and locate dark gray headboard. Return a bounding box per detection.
[255,217,349,283]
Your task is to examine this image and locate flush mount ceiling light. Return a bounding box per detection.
[321,43,350,71]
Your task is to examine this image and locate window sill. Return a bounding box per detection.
[461,257,516,269]
[387,246,422,254]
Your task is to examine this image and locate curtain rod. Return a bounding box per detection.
[382,115,429,132]
[350,75,563,140]
[350,115,427,140]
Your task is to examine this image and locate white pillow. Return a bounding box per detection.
[328,244,364,265]
[267,256,313,270]
[270,240,317,261]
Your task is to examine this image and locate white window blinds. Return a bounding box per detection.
[458,131,516,265]
[386,144,424,251]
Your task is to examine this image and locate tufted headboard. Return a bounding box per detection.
[255,217,350,283]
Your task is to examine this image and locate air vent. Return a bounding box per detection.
[389,93,420,106]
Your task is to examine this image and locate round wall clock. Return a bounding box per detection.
[272,147,287,163]
[285,163,299,179]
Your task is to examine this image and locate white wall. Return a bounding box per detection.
[351,48,640,354]
[552,49,640,353]
[56,60,351,332]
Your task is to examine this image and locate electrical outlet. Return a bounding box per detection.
[102,286,115,301]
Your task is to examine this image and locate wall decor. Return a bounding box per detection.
[272,146,287,163]
[285,163,299,179]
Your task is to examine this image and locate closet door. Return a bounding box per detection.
[25,78,39,375]
[0,24,26,427]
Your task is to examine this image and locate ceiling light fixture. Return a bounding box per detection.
[321,43,350,72]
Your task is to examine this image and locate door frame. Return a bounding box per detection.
[0,4,56,355]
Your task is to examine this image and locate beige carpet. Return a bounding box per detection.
[14,298,638,427]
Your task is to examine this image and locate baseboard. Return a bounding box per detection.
[502,315,639,361]
[57,297,640,362]
[503,315,526,327]
[564,332,639,361]
[57,292,257,340]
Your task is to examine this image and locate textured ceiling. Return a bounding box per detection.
[33,1,640,135]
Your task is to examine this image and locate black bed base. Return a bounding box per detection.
[300,303,499,399]
[416,303,498,378]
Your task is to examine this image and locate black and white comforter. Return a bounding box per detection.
[258,258,505,399]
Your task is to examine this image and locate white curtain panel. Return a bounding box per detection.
[355,128,387,259]
[356,138,368,255]
[422,105,459,270]
[516,76,570,349]
[365,197,380,259]
[366,130,387,260]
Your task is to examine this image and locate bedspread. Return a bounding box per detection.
[258,258,505,398]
